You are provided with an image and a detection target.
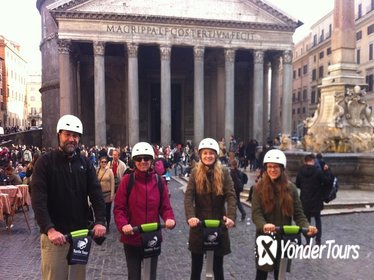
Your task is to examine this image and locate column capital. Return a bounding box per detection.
[160,45,172,60]
[93,41,105,56]
[253,49,264,64]
[127,43,139,58]
[224,48,236,63]
[282,50,293,64]
[193,46,205,61]
[57,39,72,54]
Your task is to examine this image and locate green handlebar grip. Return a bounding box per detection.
[282,225,301,234]
[140,222,159,232]
[204,219,221,228]
[70,229,89,238]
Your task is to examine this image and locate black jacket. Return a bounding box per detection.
[31,149,106,234]
[295,164,331,213]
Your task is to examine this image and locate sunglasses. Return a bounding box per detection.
[101,161,107,163]
[134,156,152,162]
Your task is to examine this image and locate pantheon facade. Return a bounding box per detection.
[36,0,300,148]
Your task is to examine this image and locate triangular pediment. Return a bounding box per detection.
[51,0,301,31]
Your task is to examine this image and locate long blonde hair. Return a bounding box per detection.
[194,159,224,195]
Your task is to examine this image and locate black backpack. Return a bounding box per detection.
[240,171,248,185]
[324,175,339,203]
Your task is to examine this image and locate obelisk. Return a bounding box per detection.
[323,0,365,85]
[304,0,369,153]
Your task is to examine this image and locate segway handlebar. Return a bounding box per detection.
[64,229,94,241]
[275,225,309,235]
[64,229,106,245]
[132,222,165,233]
[197,219,223,228]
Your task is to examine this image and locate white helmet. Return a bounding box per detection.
[56,114,83,135]
[198,138,220,154]
[132,142,154,159]
[263,149,287,168]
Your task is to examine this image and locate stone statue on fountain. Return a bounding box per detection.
[304,85,374,153]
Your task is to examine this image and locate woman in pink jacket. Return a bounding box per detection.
[114,142,175,280]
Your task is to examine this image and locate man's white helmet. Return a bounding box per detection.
[132,142,154,159]
[198,138,220,154]
[56,114,83,135]
[263,149,287,168]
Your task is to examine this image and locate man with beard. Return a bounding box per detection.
[31,114,106,280]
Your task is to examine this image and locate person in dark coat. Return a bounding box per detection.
[184,138,236,280]
[31,115,106,280]
[295,153,331,245]
[229,159,246,221]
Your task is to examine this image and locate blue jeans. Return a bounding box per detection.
[173,162,184,176]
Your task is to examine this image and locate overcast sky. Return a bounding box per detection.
[0,0,334,72]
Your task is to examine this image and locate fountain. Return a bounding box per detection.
[303,85,374,153]
[284,0,374,190]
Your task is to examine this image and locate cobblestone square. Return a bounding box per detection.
[1,180,373,279]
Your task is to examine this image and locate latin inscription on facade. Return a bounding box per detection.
[106,24,256,42]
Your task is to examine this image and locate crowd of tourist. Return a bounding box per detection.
[0,134,277,187]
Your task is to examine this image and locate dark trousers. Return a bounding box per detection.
[235,191,246,218]
[255,269,279,280]
[190,252,224,280]
[173,162,184,176]
[305,211,322,243]
[124,244,158,280]
[105,202,112,228]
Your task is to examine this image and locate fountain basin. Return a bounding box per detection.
[285,151,374,190]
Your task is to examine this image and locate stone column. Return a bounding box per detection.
[127,43,139,147]
[58,39,74,116]
[194,46,205,145]
[281,50,293,137]
[224,48,235,143]
[252,50,264,144]
[263,60,269,141]
[160,45,172,146]
[270,56,281,139]
[93,41,106,146]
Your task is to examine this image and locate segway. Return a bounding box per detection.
[275,225,310,280]
[132,222,165,280]
[64,229,105,265]
[199,219,223,280]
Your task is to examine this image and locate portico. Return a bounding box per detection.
[38,0,300,147]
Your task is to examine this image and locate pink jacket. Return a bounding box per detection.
[113,169,175,246]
